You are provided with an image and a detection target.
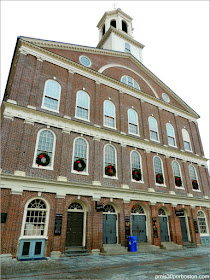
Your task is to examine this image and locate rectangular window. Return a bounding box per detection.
[168,136,176,146]
[104,116,115,128]
[76,106,88,120]
[43,96,58,111]
[129,123,138,135]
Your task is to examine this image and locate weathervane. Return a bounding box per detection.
[113,3,117,10]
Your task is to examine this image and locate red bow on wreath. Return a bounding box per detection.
[38,154,44,166]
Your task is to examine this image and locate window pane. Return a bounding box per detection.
[76,106,88,120]
[34,242,42,255]
[131,151,141,170]
[105,145,115,166]
[189,166,196,180]
[184,141,191,151]
[104,100,115,117]
[129,123,138,134]
[172,161,181,177]
[74,138,87,161]
[168,136,175,146]
[43,96,58,110]
[149,117,158,132]
[22,242,30,256]
[77,91,89,109]
[45,80,60,99]
[154,157,162,174]
[128,109,138,125]
[104,116,115,127]
[166,123,175,137]
[150,131,158,141]
[37,130,54,166]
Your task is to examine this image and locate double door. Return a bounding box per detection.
[66,212,84,247]
[132,215,147,242]
[103,214,117,244]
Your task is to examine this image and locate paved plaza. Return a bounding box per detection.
[1,247,210,280]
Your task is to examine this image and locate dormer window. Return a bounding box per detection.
[122,20,127,33]
[121,76,139,90]
[125,43,131,53]
[110,20,116,28]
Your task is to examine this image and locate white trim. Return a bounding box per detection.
[130,150,143,183]
[188,164,200,191]
[75,90,90,122]
[121,75,140,90]
[103,100,116,129]
[128,108,140,136]
[100,64,158,98]
[103,143,118,179]
[32,128,56,170]
[166,123,177,148]
[182,128,192,152]
[79,55,92,67]
[20,197,50,238]
[71,137,89,175]
[197,210,209,236]
[41,80,61,113]
[103,203,119,244]
[148,116,160,142]
[153,156,165,186]
[172,160,184,189]
[158,207,171,242]
[3,103,208,166]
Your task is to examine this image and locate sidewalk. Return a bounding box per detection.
[1,247,210,279]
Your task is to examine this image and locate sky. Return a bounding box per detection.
[1,1,209,161]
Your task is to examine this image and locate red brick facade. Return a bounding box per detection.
[1,28,210,260]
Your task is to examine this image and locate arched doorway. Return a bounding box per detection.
[66,202,86,247]
[103,204,117,244]
[179,209,190,242]
[131,204,147,242]
[158,208,170,242]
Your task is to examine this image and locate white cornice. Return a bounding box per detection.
[18,41,199,121]
[2,102,208,166]
[1,174,210,208]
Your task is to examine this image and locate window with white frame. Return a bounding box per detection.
[128,109,139,135]
[182,128,192,151]
[154,156,164,185]
[172,161,183,187]
[73,138,88,173]
[148,116,159,141]
[166,123,176,147]
[34,129,55,168]
[121,76,140,90]
[104,100,116,128]
[131,151,142,182]
[197,211,208,234]
[23,199,48,236]
[104,144,117,177]
[189,165,199,190]
[42,80,61,112]
[125,42,131,53]
[75,91,90,121]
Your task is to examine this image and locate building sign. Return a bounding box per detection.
[193,219,199,233]
[95,202,104,212]
[152,217,158,238]
[175,210,184,216]
[125,216,130,239]
[54,214,62,235]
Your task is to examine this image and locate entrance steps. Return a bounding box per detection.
[65,246,89,257]
[137,242,161,253]
[101,244,128,255]
[161,242,183,250]
[182,242,197,248]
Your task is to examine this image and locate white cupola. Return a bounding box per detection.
[96,8,144,62]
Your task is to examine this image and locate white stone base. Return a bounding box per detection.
[0,254,13,262]
[50,251,61,259]
[91,249,100,255]
[92,181,101,186]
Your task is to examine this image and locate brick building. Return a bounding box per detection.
[1,8,210,260]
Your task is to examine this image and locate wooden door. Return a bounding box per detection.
[180,217,188,242]
[66,212,84,247]
[132,215,147,242]
[103,214,117,244]
[159,216,169,242]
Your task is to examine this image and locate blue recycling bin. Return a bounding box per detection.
[128,236,138,252]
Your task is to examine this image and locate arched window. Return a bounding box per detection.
[125,42,131,53]
[189,165,199,190]
[33,129,55,169]
[110,20,116,28]
[104,144,117,177]
[128,109,139,135]
[131,151,142,182]
[103,100,116,128]
[182,129,192,151]
[42,80,61,112]
[131,205,144,214]
[158,208,166,216]
[172,161,183,187]
[121,76,140,89]
[73,138,88,173]
[122,20,127,33]
[104,205,116,213]
[23,199,48,236]
[75,91,90,121]
[154,156,164,185]
[166,123,176,147]
[197,211,208,234]
[148,116,159,141]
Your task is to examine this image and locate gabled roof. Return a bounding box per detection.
[15,36,200,119]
